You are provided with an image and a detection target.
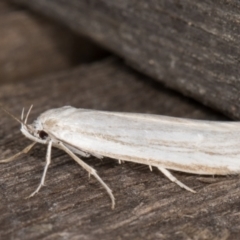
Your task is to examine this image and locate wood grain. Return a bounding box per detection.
[1,58,239,240]
[1,2,239,239]
[10,0,240,119]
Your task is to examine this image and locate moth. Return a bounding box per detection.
[1,106,240,209]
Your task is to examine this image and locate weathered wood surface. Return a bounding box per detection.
[1,2,240,239]
[9,0,240,119]
[0,1,108,84]
[1,58,240,240]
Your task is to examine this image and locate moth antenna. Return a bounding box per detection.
[21,108,25,121]
[25,105,33,124]
[0,104,25,126]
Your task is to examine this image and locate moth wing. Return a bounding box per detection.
[41,107,240,174]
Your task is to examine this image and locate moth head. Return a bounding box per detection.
[21,106,51,144]
[1,105,50,144]
[21,123,50,144]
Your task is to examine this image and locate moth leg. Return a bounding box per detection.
[58,142,115,209]
[27,140,53,198]
[0,142,36,163]
[118,159,125,164]
[158,167,196,193]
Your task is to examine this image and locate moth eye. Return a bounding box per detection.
[38,130,48,140]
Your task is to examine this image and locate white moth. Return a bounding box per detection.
[1,106,240,209]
